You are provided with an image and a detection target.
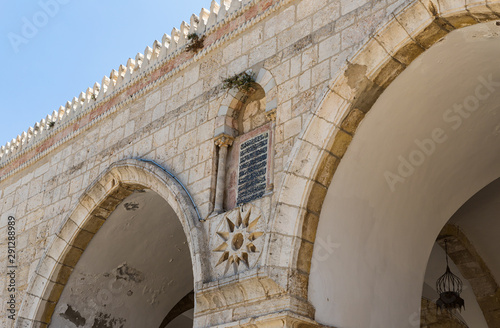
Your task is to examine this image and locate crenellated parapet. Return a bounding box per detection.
[0,0,268,171]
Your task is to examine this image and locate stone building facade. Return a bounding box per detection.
[1,0,500,327]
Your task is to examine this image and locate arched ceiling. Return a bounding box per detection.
[449,177,500,284]
[49,190,193,328]
[423,177,500,327]
[309,21,500,328]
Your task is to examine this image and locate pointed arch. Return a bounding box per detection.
[16,158,208,327]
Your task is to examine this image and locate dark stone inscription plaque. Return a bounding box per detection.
[237,132,269,205]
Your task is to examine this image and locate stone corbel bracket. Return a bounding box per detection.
[194,266,325,327]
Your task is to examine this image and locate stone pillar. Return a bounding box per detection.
[194,270,330,328]
[213,134,234,214]
[265,108,276,193]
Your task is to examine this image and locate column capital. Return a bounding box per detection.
[214,134,234,148]
[265,108,277,122]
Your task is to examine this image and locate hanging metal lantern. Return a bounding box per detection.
[436,239,465,312]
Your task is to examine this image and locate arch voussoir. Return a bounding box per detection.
[274,0,500,298]
[466,4,500,21]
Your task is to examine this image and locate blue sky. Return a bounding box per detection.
[0,0,211,146]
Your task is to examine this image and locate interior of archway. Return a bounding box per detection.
[422,176,500,327]
[422,243,482,327]
[308,21,500,328]
[49,190,194,328]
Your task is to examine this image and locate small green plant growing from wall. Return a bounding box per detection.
[222,71,256,93]
[47,121,56,129]
[186,33,206,53]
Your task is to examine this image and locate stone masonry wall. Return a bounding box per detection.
[420,298,468,328]
[0,0,412,326]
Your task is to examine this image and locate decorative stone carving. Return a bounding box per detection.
[214,133,234,148]
[265,108,276,122]
[212,205,264,275]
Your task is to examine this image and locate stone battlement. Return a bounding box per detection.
[0,0,276,174]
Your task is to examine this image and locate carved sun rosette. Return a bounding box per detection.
[213,206,265,275]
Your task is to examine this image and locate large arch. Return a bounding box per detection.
[268,0,500,326]
[16,158,208,327]
[306,15,500,328]
[272,0,500,294]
